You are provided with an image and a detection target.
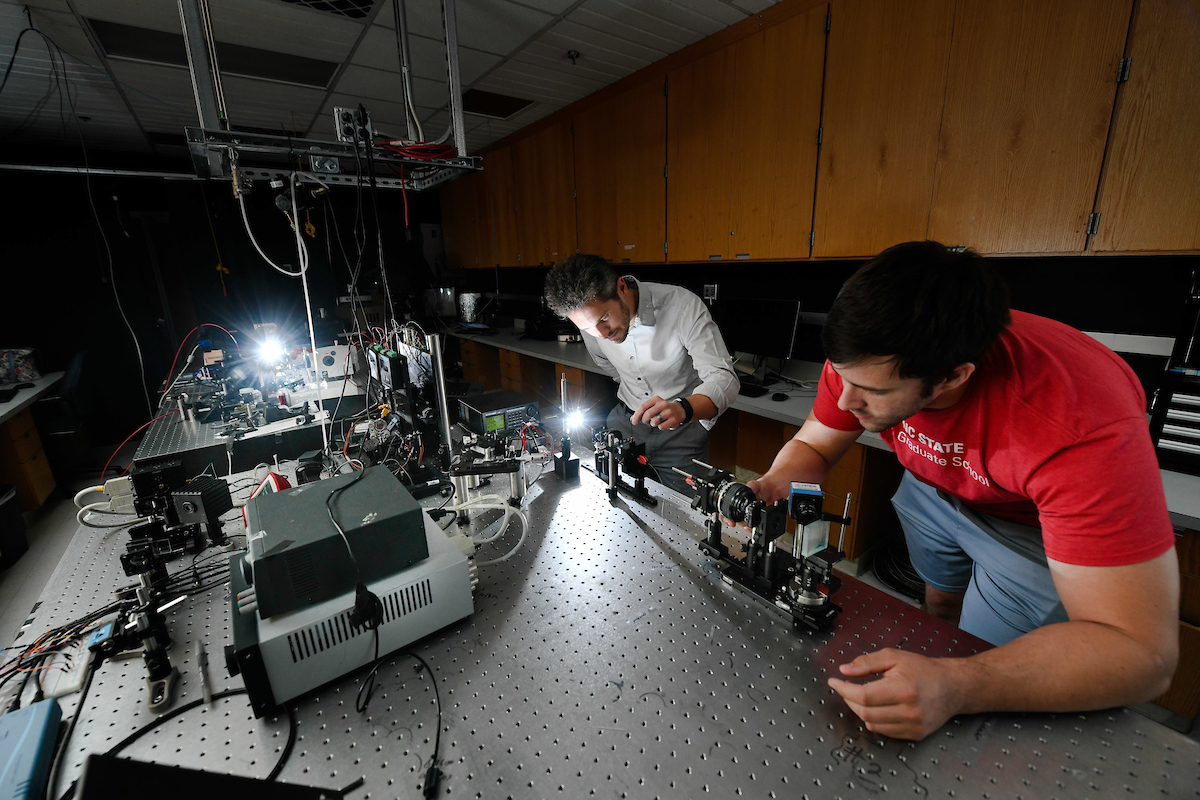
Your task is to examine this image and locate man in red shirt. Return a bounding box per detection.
[749,241,1179,740]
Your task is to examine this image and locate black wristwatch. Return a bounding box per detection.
[673,396,693,424]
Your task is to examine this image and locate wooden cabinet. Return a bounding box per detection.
[498,347,522,392]
[0,409,56,511]
[615,80,668,264]
[928,0,1133,254]
[728,6,827,260]
[459,339,500,391]
[439,174,471,268]
[1091,0,1200,253]
[574,80,667,264]
[513,119,577,266]
[554,362,613,422]
[573,97,619,262]
[667,6,826,262]
[497,349,556,405]
[439,166,492,268]
[708,408,739,473]
[490,146,521,267]
[812,0,955,258]
[666,46,738,262]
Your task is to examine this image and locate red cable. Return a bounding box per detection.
[161,323,240,398]
[162,326,198,397]
[102,410,180,478]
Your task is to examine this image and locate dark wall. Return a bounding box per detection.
[0,167,443,444]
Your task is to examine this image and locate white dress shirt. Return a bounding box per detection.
[582,279,739,431]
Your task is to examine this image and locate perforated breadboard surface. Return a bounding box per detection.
[133,415,225,462]
[23,464,1200,800]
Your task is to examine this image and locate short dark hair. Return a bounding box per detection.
[822,241,1011,388]
[544,254,619,318]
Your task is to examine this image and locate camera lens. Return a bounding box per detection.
[716,481,756,522]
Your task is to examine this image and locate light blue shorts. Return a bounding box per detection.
[891,472,1068,646]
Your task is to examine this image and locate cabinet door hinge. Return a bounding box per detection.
[809,231,815,248]
[1117,57,1132,83]
[663,81,668,97]
[1086,213,1101,235]
[572,188,577,198]
[817,127,823,145]
[664,165,668,178]
[663,241,668,254]
[825,12,831,33]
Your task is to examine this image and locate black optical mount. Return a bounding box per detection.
[593,428,657,507]
[676,460,853,632]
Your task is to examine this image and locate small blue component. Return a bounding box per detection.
[87,623,114,652]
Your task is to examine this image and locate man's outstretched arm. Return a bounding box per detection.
[747,412,862,503]
[829,547,1180,740]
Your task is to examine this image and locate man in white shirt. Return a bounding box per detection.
[544,255,739,492]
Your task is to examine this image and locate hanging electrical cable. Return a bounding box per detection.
[291,172,330,454]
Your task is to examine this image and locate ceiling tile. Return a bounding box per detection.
[519,41,629,82]
[352,25,499,85]
[541,18,668,63]
[493,57,609,97]
[728,0,776,13]
[571,3,698,50]
[537,26,656,73]
[379,0,553,57]
[580,0,726,38]
[666,0,747,27]
[105,60,197,132]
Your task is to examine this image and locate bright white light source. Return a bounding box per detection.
[258,338,285,364]
[566,410,584,430]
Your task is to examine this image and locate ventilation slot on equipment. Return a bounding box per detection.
[381,579,433,624]
[288,610,361,663]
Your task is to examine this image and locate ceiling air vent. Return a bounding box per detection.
[277,0,377,20]
[463,89,534,120]
[88,18,339,88]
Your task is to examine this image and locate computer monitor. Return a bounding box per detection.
[719,297,802,361]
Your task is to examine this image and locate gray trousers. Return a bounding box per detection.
[605,404,710,494]
[892,472,1068,646]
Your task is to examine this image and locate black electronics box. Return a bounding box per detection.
[129,458,185,518]
[458,390,539,436]
[243,466,427,618]
[172,476,234,543]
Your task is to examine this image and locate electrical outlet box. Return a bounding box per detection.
[334,107,372,145]
[703,284,719,303]
[308,155,340,173]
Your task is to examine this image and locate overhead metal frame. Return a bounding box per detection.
[184,127,479,191]
[177,0,477,190]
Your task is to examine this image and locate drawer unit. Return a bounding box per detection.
[0,412,56,511]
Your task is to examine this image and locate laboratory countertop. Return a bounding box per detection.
[451,327,1200,529]
[0,371,64,428]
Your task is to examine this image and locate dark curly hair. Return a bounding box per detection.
[544,254,620,318]
[822,241,1011,391]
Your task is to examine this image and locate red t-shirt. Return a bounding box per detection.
[813,310,1174,567]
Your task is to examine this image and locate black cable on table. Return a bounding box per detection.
[407,652,444,799]
[46,653,98,800]
[54,688,298,800]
